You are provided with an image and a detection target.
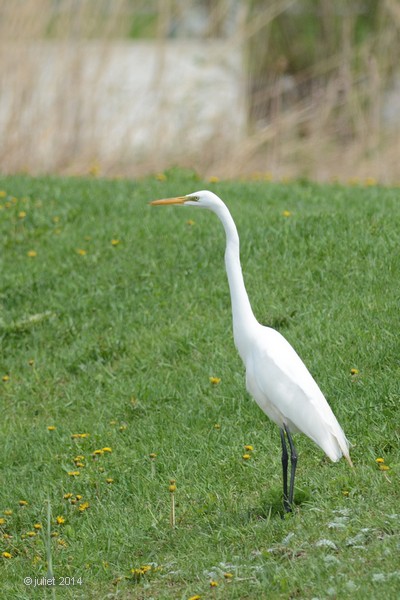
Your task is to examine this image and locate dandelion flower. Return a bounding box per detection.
[282,210,292,217]
[2,552,12,559]
[149,453,157,459]
[76,249,87,256]
[47,425,56,431]
[214,423,221,429]
[93,449,104,456]
[27,250,37,258]
[27,531,36,537]
[56,516,65,525]
[350,368,359,375]
[19,500,28,506]
[119,424,127,431]
[187,219,195,226]
[78,502,90,512]
[67,471,80,477]
[52,216,60,223]
[0,518,6,525]
[156,172,167,181]
[33,524,42,530]
[102,447,112,453]
[242,453,251,460]
[63,493,73,500]
[375,457,385,464]
[209,376,221,385]
[18,211,27,219]
[224,572,234,579]
[28,359,35,366]
[76,495,83,501]
[188,596,201,600]
[71,433,90,439]
[210,580,218,587]
[379,464,390,471]
[2,375,9,382]
[3,510,12,516]
[365,177,377,186]
[244,445,254,451]
[208,176,220,183]
[0,191,6,198]
[111,239,120,246]
[106,478,114,484]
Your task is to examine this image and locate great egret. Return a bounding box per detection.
[150,190,353,512]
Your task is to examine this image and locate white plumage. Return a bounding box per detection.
[151,190,353,511]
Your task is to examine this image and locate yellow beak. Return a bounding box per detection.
[150,196,187,206]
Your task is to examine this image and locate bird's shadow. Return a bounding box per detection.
[243,487,311,521]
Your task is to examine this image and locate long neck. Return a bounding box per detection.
[214,203,258,359]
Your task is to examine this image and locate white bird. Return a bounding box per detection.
[150,190,353,512]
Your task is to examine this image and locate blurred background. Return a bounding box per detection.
[1,0,400,183]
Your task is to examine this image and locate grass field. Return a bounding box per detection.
[0,171,399,599]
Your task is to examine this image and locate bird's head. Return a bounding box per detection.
[150,190,224,212]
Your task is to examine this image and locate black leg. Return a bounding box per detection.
[284,424,298,509]
[280,428,290,513]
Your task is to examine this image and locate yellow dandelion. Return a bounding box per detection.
[102,447,112,453]
[75,462,84,468]
[155,172,167,181]
[364,177,377,186]
[2,375,9,382]
[3,533,12,539]
[2,552,12,559]
[169,483,177,493]
[56,516,65,525]
[52,216,60,223]
[28,359,35,366]
[47,425,56,431]
[78,502,90,512]
[282,210,292,217]
[33,524,42,530]
[188,596,201,600]
[348,177,360,186]
[111,239,120,246]
[18,500,28,506]
[18,211,27,219]
[242,453,251,460]
[209,376,221,385]
[208,176,220,183]
[0,190,6,198]
[106,478,114,484]
[57,538,68,547]
[74,455,85,462]
[244,445,254,451]
[71,433,90,439]
[26,531,36,537]
[63,493,73,500]
[67,471,80,477]
[342,490,349,496]
[27,250,37,258]
[379,464,390,471]
[119,424,127,431]
[214,423,221,429]
[264,172,273,181]
[224,572,234,579]
[76,249,87,256]
[3,510,12,516]
[375,457,385,464]
[187,219,195,226]
[0,518,5,525]
[93,449,104,456]
[350,368,359,375]
[210,580,219,587]
[149,453,157,459]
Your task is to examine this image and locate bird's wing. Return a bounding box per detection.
[246,326,351,462]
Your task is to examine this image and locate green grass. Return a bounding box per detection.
[0,171,399,599]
